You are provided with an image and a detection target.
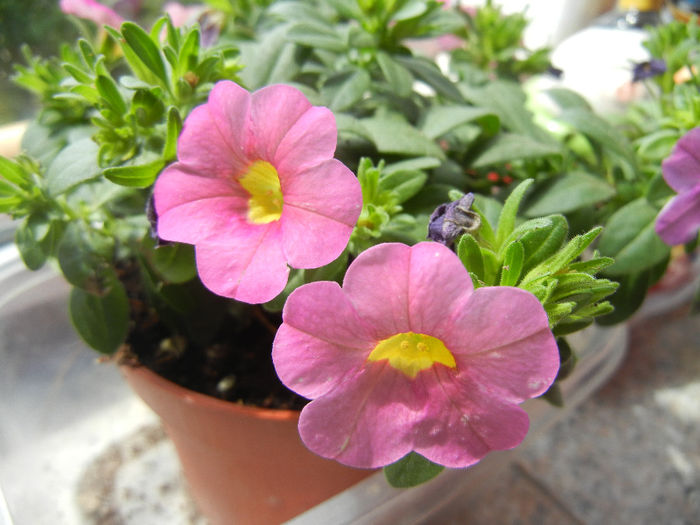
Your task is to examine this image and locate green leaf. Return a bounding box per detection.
[304,251,348,283]
[151,242,196,283]
[376,51,413,97]
[104,158,165,188]
[384,452,444,488]
[507,215,568,276]
[69,275,129,354]
[545,87,592,111]
[323,69,371,112]
[15,217,48,270]
[495,179,533,250]
[164,107,182,161]
[522,228,602,285]
[421,105,498,140]
[472,132,562,168]
[525,172,616,216]
[394,55,463,102]
[596,198,671,275]
[457,233,484,278]
[239,26,300,88]
[57,222,113,288]
[384,157,441,174]
[96,74,127,115]
[596,269,653,325]
[557,108,636,167]
[361,116,445,159]
[460,80,551,140]
[378,170,427,203]
[286,21,347,52]
[0,156,29,187]
[120,22,169,86]
[500,240,524,286]
[45,138,101,196]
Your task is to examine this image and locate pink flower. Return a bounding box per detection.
[59,0,125,27]
[272,242,560,469]
[655,127,700,245]
[163,2,205,27]
[153,81,362,303]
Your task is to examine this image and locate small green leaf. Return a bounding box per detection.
[394,55,463,102]
[46,138,101,196]
[525,172,616,217]
[69,275,129,354]
[521,227,602,285]
[323,69,371,112]
[57,222,114,288]
[421,105,498,140]
[121,22,169,86]
[557,108,636,167]
[545,87,592,111]
[378,170,427,203]
[149,242,196,283]
[508,215,568,275]
[384,452,444,488]
[0,156,29,187]
[104,158,165,188]
[596,198,670,275]
[239,26,300,88]
[96,74,127,115]
[376,51,413,97]
[495,179,533,250]
[287,22,347,52]
[15,217,48,270]
[164,107,183,161]
[361,116,444,159]
[499,240,524,286]
[457,233,484,278]
[472,132,562,168]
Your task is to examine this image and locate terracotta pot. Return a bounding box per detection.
[121,365,373,525]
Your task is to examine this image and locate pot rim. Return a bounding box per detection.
[121,363,303,421]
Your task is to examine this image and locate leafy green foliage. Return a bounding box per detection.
[384,452,444,488]
[453,181,618,337]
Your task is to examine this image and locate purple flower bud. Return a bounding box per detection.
[632,59,666,83]
[428,193,481,246]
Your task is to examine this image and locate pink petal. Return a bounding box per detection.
[272,281,374,398]
[413,367,530,468]
[280,159,362,268]
[298,364,425,468]
[655,185,700,245]
[342,242,474,338]
[60,0,124,26]
[247,84,312,162]
[176,102,248,178]
[662,127,700,193]
[274,106,339,175]
[194,224,289,303]
[446,287,560,403]
[154,164,248,244]
[205,81,252,172]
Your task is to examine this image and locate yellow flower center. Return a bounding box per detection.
[367,332,456,379]
[238,160,283,224]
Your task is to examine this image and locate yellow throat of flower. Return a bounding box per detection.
[238,160,283,224]
[367,332,456,379]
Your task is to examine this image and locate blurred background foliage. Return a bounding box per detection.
[0,0,78,122]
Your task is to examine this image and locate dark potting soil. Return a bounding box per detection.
[114,262,308,411]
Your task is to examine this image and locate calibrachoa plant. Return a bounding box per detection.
[3,0,668,488]
[154,80,362,303]
[272,242,559,469]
